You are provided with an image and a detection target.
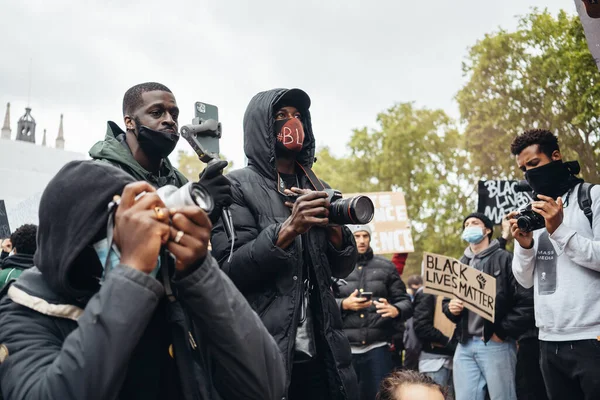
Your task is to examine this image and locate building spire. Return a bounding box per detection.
[1,102,10,140]
[42,128,47,146]
[55,114,65,150]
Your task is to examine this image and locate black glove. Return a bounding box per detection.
[198,159,232,224]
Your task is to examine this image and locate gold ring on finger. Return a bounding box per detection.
[154,207,165,219]
[174,230,184,244]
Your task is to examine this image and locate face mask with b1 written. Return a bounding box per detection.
[92,238,161,280]
[461,226,486,244]
[274,118,305,153]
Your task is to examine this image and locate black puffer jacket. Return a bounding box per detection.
[413,289,457,356]
[335,248,412,346]
[442,243,534,344]
[211,89,358,400]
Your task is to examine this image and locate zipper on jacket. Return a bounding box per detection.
[188,331,198,350]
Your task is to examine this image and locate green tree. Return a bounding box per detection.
[457,9,600,182]
[176,150,233,182]
[314,103,474,275]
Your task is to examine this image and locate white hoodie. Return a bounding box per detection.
[512,183,600,341]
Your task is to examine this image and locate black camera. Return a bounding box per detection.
[325,189,374,225]
[516,203,545,233]
[287,189,374,225]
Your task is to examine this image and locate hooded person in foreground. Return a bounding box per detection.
[0,161,286,400]
[211,88,359,400]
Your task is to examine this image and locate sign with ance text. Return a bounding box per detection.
[346,191,414,254]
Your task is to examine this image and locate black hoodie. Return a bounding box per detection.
[0,254,34,270]
[212,88,359,400]
[34,159,135,305]
[0,161,286,400]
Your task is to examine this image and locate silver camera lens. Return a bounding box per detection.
[156,182,214,214]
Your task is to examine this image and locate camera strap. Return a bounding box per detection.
[276,162,324,196]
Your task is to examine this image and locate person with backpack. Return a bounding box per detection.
[0,224,37,289]
[509,129,600,400]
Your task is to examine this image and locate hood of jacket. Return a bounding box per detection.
[0,253,34,270]
[243,89,316,181]
[89,121,187,186]
[34,160,136,305]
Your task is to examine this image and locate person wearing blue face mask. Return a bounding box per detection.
[0,160,286,400]
[442,213,534,400]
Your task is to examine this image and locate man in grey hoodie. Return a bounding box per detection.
[509,129,600,400]
[443,213,534,400]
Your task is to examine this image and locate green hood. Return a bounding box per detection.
[89,121,188,188]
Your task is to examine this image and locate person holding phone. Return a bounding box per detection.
[335,225,412,400]
[89,82,231,224]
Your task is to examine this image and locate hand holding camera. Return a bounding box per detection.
[281,187,330,235]
[113,182,171,274]
[508,194,564,248]
[166,206,212,273]
[531,195,564,235]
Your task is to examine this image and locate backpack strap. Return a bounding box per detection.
[578,183,595,228]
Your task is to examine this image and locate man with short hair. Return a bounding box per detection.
[443,213,533,400]
[509,129,600,400]
[336,224,412,400]
[89,82,231,223]
[0,224,37,288]
[0,161,286,400]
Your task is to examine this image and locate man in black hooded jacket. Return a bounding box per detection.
[211,88,359,400]
[0,160,285,400]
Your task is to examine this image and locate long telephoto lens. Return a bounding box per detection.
[329,195,375,225]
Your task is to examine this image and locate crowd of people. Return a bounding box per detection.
[0,82,597,400]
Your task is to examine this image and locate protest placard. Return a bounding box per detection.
[345,191,414,254]
[433,295,455,341]
[0,201,11,238]
[477,180,533,225]
[422,252,496,322]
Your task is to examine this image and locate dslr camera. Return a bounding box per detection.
[289,189,374,225]
[156,182,214,214]
[516,204,545,233]
[514,180,545,233]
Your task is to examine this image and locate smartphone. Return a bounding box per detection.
[360,292,373,301]
[180,102,221,162]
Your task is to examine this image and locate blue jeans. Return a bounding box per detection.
[453,337,517,400]
[352,345,394,400]
[424,366,452,387]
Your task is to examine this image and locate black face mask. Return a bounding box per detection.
[136,125,179,159]
[0,251,10,260]
[525,160,578,199]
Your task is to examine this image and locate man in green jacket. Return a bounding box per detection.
[89,82,231,223]
[0,224,37,289]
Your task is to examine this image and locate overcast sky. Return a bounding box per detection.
[1,0,573,170]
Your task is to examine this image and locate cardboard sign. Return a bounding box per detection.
[422,252,496,322]
[477,180,533,225]
[433,295,455,341]
[346,191,414,254]
[0,201,10,239]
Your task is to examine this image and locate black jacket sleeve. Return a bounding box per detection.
[498,252,535,340]
[413,293,450,345]
[326,226,358,279]
[211,179,301,293]
[386,267,413,321]
[174,256,286,400]
[0,266,164,400]
[442,297,464,324]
